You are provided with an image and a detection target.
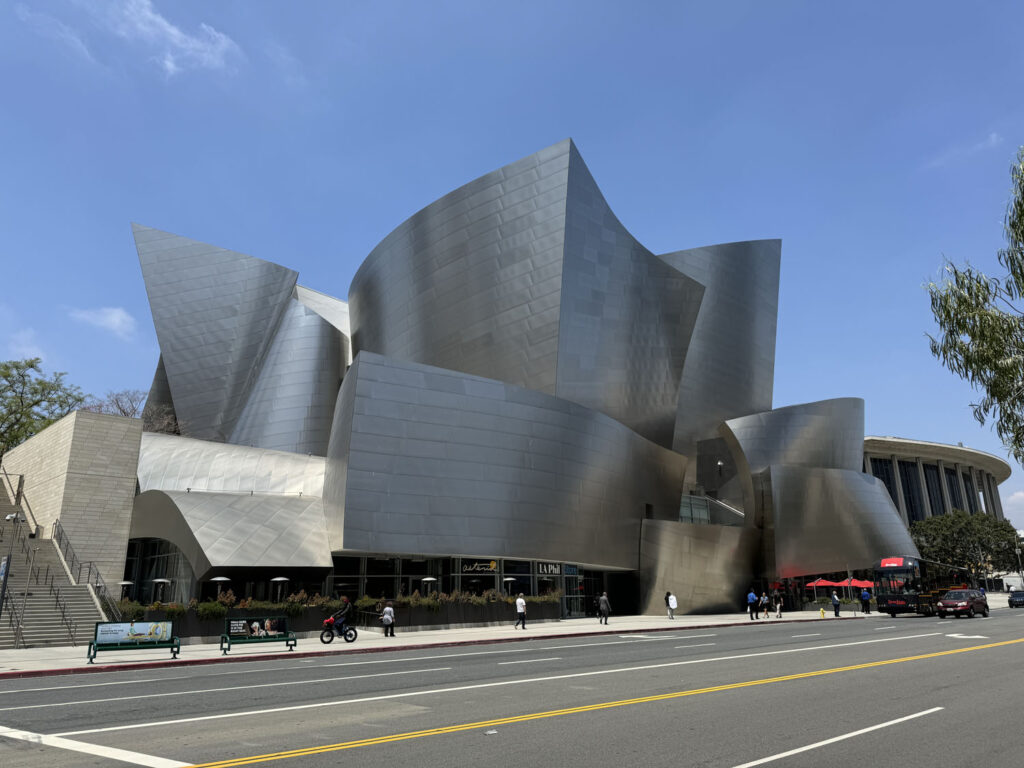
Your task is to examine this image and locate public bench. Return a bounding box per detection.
[219,616,296,655]
[87,621,180,663]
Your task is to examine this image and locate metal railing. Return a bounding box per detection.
[51,520,121,622]
[49,582,77,646]
[3,580,26,649]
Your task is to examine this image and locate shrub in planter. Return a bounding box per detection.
[117,599,144,621]
[161,602,187,619]
[196,601,228,622]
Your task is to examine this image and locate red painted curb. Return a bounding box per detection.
[0,616,861,681]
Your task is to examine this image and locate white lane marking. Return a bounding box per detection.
[678,633,716,639]
[874,626,896,631]
[0,667,451,713]
[674,643,716,649]
[791,634,820,638]
[497,657,561,665]
[617,634,673,640]
[1,636,688,696]
[945,634,988,639]
[0,723,189,767]
[729,707,944,767]
[57,632,942,737]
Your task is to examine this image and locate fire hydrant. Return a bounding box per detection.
[819,606,826,619]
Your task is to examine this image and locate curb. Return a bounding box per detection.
[0,615,861,680]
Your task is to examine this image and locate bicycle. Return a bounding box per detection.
[320,616,358,644]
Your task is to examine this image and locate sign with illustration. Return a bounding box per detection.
[94,621,173,645]
[225,616,289,638]
[461,560,497,573]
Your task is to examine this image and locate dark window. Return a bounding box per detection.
[870,458,898,506]
[923,464,945,517]
[945,467,964,510]
[898,460,926,522]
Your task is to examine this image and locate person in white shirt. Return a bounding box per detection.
[380,601,395,637]
[514,593,527,629]
[666,591,678,619]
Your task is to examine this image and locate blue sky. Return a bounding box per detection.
[3,1,1024,525]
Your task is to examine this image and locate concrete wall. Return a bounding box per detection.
[2,411,142,587]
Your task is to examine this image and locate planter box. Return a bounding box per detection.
[152,601,562,641]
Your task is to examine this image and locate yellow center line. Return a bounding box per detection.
[185,637,1024,768]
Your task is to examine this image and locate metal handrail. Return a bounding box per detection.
[51,519,120,621]
[4,580,25,649]
[49,582,77,646]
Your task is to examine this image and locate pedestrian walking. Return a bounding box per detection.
[747,588,757,620]
[773,590,782,618]
[759,592,769,619]
[598,592,611,624]
[380,600,396,637]
[860,587,871,614]
[514,593,527,629]
[666,591,677,620]
[831,590,841,617]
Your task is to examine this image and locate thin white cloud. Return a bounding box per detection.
[1001,489,1024,531]
[69,307,138,341]
[925,131,1004,169]
[7,328,45,361]
[14,3,97,65]
[85,0,242,77]
[265,41,307,90]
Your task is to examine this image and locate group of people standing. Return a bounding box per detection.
[746,588,783,619]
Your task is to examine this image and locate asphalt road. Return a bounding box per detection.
[1,609,1023,768]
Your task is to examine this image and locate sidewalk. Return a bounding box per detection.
[0,608,848,680]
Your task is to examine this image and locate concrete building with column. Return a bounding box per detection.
[863,436,1011,526]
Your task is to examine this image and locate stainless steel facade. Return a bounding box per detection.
[324,352,687,568]
[120,140,953,612]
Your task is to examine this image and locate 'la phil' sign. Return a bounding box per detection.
[537,563,561,575]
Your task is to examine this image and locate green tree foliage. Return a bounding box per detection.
[927,147,1024,463]
[910,509,1020,577]
[0,358,89,459]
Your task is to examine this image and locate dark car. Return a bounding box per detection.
[1009,590,1024,608]
[936,589,989,618]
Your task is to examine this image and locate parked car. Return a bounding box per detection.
[936,589,989,618]
[1009,590,1024,608]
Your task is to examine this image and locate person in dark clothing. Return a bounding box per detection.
[860,588,871,614]
[331,596,353,638]
[831,590,841,618]
[598,592,611,624]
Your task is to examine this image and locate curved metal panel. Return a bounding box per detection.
[137,433,325,497]
[767,465,919,577]
[295,284,352,367]
[349,140,572,395]
[659,240,781,456]
[639,519,760,614]
[133,223,297,442]
[131,490,332,577]
[724,398,866,474]
[324,352,686,567]
[555,145,705,446]
[229,299,343,456]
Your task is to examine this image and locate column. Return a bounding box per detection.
[917,458,932,518]
[891,455,908,523]
[976,468,993,515]
[936,460,953,515]
[988,474,1006,520]
[954,463,969,513]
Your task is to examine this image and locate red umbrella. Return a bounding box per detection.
[804,578,839,588]
[850,579,874,589]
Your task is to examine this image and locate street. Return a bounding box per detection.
[1,610,1022,767]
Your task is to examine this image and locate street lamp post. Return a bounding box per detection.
[0,513,25,624]
[1015,547,1023,585]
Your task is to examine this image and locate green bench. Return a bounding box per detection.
[219,616,296,655]
[87,621,180,663]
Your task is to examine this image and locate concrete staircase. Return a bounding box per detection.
[0,528,104,649]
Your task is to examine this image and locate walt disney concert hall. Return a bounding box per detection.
[13,140,926,615]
